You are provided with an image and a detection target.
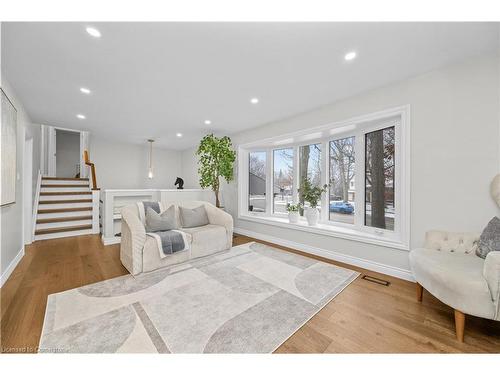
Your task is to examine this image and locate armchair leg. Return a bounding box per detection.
[454,309,465,342]
[416,282,423,302]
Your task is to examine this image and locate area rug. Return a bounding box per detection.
[39,242,359,353]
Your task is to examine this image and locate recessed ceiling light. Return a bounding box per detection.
[344,51,357,61]
[80,87,91,94]
[86,27,101,38]
[176,133,183,138]
[204,120,211,125]
[76,114,86,119]
[250,97,259,104]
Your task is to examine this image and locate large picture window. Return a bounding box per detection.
[239,107,409,249]
[299,143,321,210]
[248,151,266,212]
[273,148,294,214]
[365,126,395,230]
[329,136,355,224]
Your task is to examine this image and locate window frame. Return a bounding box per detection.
[237,105,410,250]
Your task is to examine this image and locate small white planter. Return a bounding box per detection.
[305,207,319,226]
[288,211,299,223]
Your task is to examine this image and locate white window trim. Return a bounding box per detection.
[238,105,411,251]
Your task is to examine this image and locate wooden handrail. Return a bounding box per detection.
[84,150,99,190]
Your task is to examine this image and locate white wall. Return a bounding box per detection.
[56,129,80,177]
[180,147,201,189]
[0,79,33,283]
[89,137,183,190]
[181,54,500,277]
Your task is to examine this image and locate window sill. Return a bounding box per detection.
[238,214,409,251]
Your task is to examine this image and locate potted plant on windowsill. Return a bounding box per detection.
[300,178,328,226]
[286,203,302,224]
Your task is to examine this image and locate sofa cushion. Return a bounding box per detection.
[181,224,228,258]
[145,205,176,232]
[476,216,500,259]
[410,248,495,319]
[179,205,209,228]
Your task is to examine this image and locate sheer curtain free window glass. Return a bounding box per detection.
[248,151,267,212]
[273,148,294,214]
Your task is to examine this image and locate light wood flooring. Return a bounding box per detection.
[1,234,499,353]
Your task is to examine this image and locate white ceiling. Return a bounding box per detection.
[2,22,498,150]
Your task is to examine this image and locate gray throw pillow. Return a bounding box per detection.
[476,216,500,259]
[145,205,176,232]
[179,205,209,228]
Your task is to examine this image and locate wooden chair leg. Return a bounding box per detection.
[454,309,465,342]
[416,282,423,302]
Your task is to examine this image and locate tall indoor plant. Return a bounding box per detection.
[196,134,236,208]
[300,178,328,226]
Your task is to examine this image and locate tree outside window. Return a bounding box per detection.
[364,126,395,230]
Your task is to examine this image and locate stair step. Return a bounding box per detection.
[37,215,93,224]
[42,177,89,181]
[39,199,92,204]
[35,224,93,235]
[40,191,92,196]
[41,187,91,193]
[35,229,94,241]
[36,219,93,230]
[38,207,92,214]
[41,184,89,188]
[38,193,93,201]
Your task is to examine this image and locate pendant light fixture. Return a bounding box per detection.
[147,139,154,179]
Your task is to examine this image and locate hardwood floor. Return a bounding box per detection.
[1,233,499,353]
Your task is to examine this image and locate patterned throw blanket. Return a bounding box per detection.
[137,201,190,258]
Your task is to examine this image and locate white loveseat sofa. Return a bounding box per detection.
[409,230,500,342]
[120,200,233,275]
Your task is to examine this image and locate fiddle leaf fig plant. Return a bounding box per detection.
[196,134,236,208]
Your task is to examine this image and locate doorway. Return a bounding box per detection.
[43,125,89,178]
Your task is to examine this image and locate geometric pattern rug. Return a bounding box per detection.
[39,242,359,353]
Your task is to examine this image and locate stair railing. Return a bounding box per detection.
[83,150,99,190]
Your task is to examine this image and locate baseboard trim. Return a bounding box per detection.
[234,227,414,282]
[102,236,121,246]
[0,246,25,288]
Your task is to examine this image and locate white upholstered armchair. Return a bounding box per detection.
[410,230,500,342]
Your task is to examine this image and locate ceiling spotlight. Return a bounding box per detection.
[86,27,101,38]
[176,133,183,138]
[250,97,259,104]
[80,87,91,94]
[204,120,211,125]
[76,114,86,119]
[344,51,357,61]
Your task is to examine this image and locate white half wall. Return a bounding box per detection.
[89,137,183,190]
[209,53,500,276]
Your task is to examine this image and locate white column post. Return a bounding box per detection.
[92,190,100,234]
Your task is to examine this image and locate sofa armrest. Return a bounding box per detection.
[204,203,234,248]
[120,205,147,275]
[483,251,500,319]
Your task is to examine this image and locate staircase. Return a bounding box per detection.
[34,177,99,241]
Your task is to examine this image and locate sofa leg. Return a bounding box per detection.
[416,282,423,302]
[454,309,465,342]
